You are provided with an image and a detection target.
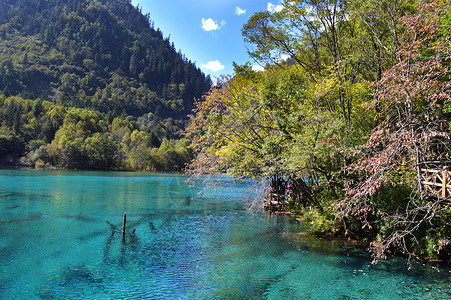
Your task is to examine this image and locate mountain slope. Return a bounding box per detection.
[0,0,211,118]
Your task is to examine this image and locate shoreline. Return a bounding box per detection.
[264,204,451,265]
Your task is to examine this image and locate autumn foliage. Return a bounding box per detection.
[187,0,451,262]
[340,0,451,261]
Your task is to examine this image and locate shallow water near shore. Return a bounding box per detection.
[0,169,450,299]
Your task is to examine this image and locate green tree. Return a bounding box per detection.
[84,132,120,170]
[122,129,151,170]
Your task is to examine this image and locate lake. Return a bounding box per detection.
[0,169,450,299]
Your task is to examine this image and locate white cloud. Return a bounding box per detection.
[235,6,247,16]
[201,18,224,31]
[252,65,265,72]
[281,54,290,61]
[267,2,284,13]
[202,60,225,72]
[273,54,291,63]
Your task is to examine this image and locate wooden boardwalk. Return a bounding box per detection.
[421,167,451,198]
[263,193,289,211]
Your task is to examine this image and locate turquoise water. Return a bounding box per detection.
[0,169,450,299]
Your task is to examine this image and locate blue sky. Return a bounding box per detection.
[130,0,284,79]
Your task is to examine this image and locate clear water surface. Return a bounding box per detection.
[0,168,450,299]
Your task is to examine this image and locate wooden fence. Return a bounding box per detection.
[421,167,451,198]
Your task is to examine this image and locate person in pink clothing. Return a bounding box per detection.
[286,182,292,198]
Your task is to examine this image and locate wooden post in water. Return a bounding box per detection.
[122,212,127,242]
[442,167,448,198]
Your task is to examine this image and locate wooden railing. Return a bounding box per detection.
[421,167,451,198]
[263,193,289,211]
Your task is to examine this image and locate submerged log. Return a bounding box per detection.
[149,221,157,231]
[105,221,118,232]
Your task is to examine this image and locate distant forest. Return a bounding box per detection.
[0,0,212,171]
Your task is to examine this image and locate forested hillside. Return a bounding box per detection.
[187,0,451,262]
[0,95,193,171]
[0,0,211,118]
[0,0,212,171]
